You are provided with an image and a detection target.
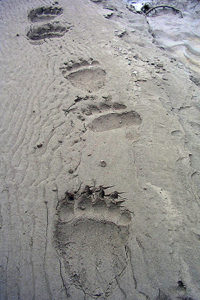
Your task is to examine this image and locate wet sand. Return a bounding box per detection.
[1,0,200,299]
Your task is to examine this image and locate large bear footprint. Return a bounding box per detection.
[54,185,131,298]
[61,59,106,91]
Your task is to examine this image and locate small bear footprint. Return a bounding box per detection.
[81,101,127,116]
[64,92,142,132]
[88,110,142,132]
[79,100,142,132]
[28,5,63,22]
[61,59,106,91]
[27,22,69,41]
[54,185,131,298]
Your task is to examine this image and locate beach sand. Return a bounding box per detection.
[1,0,200,299]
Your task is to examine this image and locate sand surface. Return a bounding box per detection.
[1,0,200,299]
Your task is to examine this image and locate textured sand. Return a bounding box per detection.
[0,0,200,299]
